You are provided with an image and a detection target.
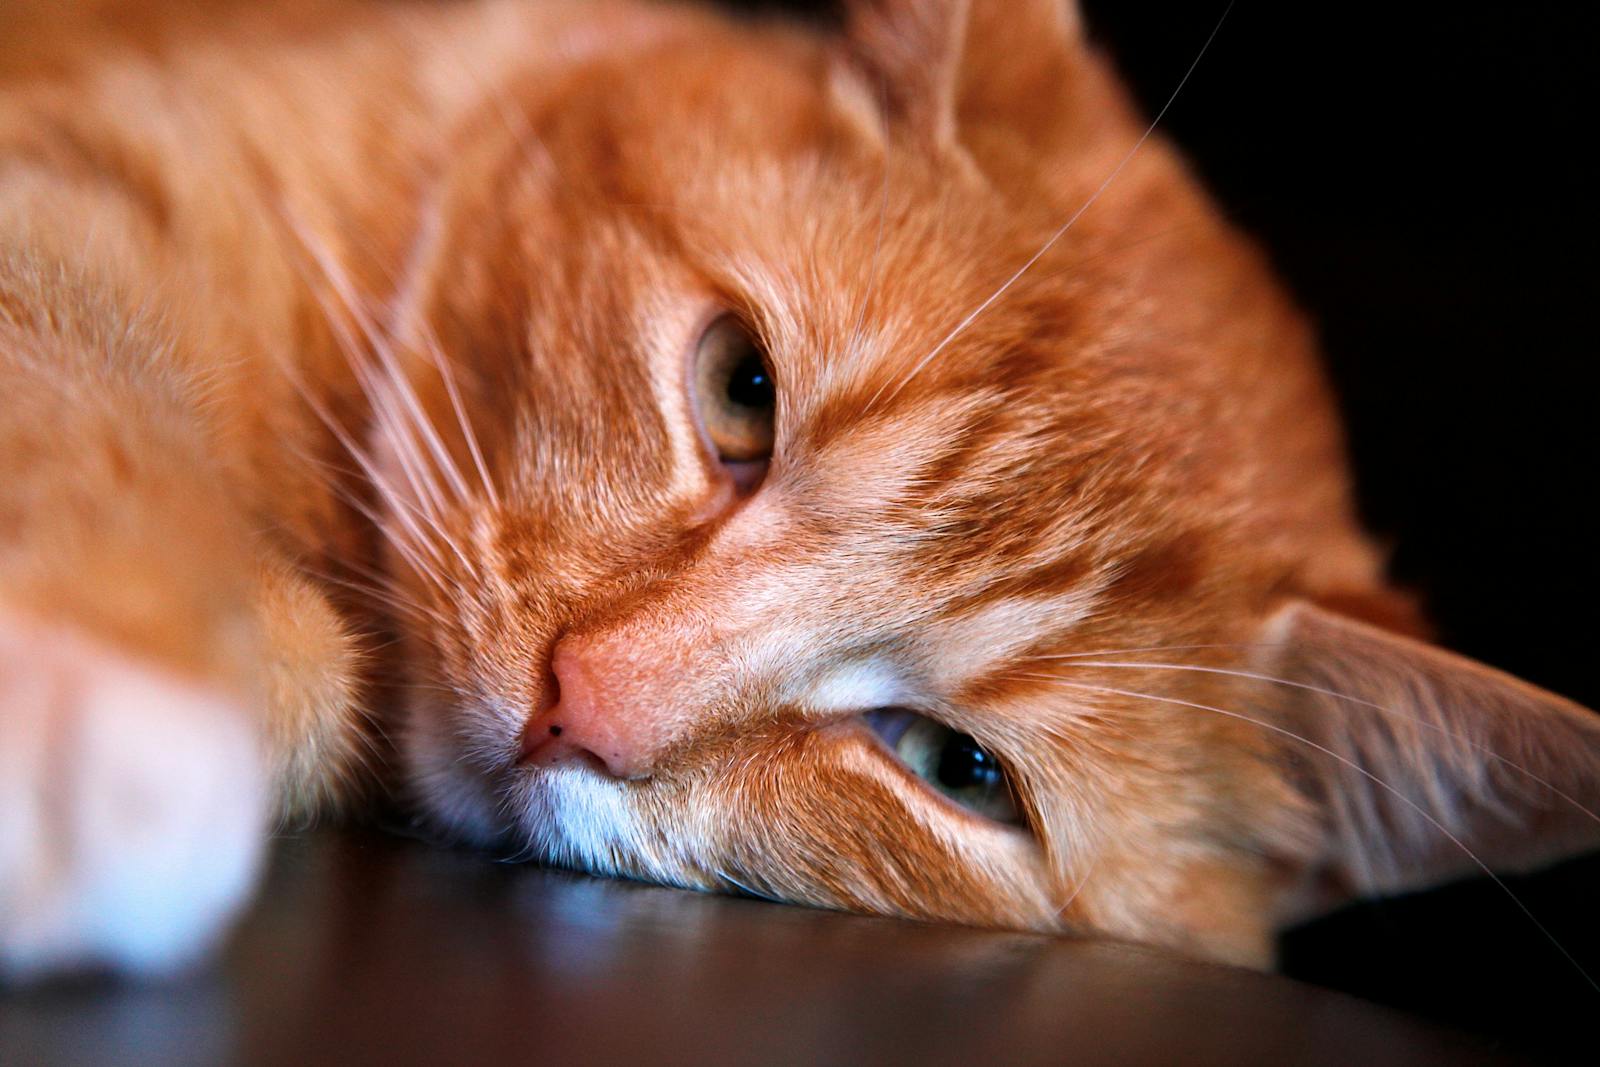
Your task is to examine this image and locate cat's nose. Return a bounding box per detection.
[518,636,665,780]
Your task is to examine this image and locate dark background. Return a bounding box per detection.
[729,0,1599,1057]
[1073,2,1598,1055]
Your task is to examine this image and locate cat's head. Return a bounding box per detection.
[375,0,1600,967]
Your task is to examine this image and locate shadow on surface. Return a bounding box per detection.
[1,828,1535,1066]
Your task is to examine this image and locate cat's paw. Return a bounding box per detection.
[0,612,269,980]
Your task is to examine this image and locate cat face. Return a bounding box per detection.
[375,0,1600,967]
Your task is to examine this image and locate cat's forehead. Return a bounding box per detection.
[460,12,1343,617]
[509,84,1116,433]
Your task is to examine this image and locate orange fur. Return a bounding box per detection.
[1,0,1596,976]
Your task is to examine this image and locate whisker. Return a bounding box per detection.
[260,217,462,572]
[281,231,446,520]
[412,318,502,510]
[1042,642,1290,660]
[284,214,475,514]
[271,333,450,582]
[363,148,503,511]
[1042,658,1600,827]
[716,867,779,903]
[282,262,486,584]
[298,563,454,631]
[329,553,455,625]
[1055,853,1097,919]
[263,211,492,601]
[1032,220,1209,284]
[1029,675,1600,994]
[288,434,460,594]
[869,0,1236,412]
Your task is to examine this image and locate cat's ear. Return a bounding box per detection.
[837,0,1081,152]
[1254,600,1600,918]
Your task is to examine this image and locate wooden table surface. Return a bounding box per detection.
[1,827,1553,1066]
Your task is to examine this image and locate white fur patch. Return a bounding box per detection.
[547,768,642,868]
[0,617,268,978]
[925,590,1103,690]
[790,657,905,714]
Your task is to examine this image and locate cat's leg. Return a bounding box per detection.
[0,247,361,977]
[255,555,372,827]
[0,611,266,977]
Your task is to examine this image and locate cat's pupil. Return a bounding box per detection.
[935,733,1003,792]
[725,352,773,410]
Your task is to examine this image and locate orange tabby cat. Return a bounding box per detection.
[1,0,1596,978]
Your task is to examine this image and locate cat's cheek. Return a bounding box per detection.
[395,695,516,848]
[702,729,1061,927]
[0,615,268,980]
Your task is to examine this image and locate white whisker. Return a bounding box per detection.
[870,0,1236,411]
[1041,641,1289,660]
[1029,675,1600,994]
[281,447,447,598]
[1042,658,1600,828]
[415,321,501,509]
[282,212,474,509]
[268,326,448,582]
[270,210,491,588]
[299,563,453,631]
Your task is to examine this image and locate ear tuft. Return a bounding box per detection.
[840,0,971,150]
[1256,601,1600,914]
[838,0,1082,153]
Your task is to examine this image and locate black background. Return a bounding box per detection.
[1077,4,1598,1057]
[727,1,1598,1058]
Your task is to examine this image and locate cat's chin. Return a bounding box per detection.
[396,693,625,871]
[495,766,658,875]
[402,709,710,892]
[396,696,515,850]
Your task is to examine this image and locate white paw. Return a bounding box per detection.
[0,613,268,980]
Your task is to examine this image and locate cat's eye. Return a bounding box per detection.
[862,709,1022,825]
[693,314,775,486]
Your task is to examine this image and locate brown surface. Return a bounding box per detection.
[0,826,1544,1066]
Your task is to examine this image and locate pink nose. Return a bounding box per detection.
[518,635,664,780]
